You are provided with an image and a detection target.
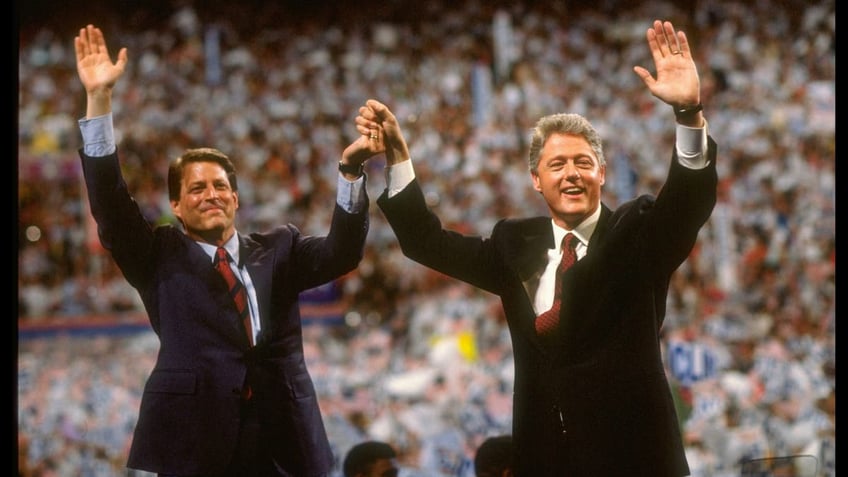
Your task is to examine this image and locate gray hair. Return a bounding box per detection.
[527,113,605,173]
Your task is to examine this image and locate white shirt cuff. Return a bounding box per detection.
[675,120,709,170]
[386,160,415,198]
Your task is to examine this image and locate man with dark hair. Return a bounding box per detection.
[343,441,400,477]
[74,24,378,477]
[474,435,514,477]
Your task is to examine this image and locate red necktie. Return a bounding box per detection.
[535,233,577,336]
[214,247,254,346]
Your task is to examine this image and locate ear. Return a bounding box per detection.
[170,199,182,220]
[598,164,606,186]
[530,170,542,193]
[233,191,239,210]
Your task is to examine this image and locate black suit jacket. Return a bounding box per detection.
[378,138,717,476]
[81,149,369,476]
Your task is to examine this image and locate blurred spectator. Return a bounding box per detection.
[343,440,400,477]
[18,0,835,475]
[474,435,513,477]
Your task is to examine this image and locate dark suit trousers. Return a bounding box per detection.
[158,398,288,477]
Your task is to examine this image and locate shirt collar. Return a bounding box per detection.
[551,206,601,251]
[199,233,241,265]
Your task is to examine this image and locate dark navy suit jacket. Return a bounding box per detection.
[378,138,717,476]
[81,149,369,476]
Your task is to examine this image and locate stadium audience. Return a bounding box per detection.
[18,0,834,476]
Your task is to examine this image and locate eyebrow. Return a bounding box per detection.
[187,177,230,187]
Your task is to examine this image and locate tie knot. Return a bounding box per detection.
[561,233,576,252]
[216,247,230,264]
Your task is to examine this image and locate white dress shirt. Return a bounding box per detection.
[383,121,710,316]
[79,112,369,341]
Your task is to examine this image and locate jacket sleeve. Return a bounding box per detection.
[79,148,157,290]
[377,179,508,294]
[642,135,719,276]
[287,201,370,292]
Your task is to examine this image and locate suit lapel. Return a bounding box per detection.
[239,233,274,346]
[497,217,554,351]
[183,237,248,346]
[504,206,615,359]
[553,204,613,361]
[518,243,550,310]
[507,217,554,276]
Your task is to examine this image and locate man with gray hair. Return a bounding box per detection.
[357,19,717,476]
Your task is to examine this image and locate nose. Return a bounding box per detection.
[202,185,220,199]
[564,163,580,181]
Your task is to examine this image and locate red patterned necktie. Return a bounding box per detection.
[214,247,254,346]
[535,233,577,336]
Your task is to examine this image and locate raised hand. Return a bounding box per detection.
[633,20,700,114]
[75,24,127,92]
[354,99,410,166]
[75,24,128,117]
[341,120,384,175]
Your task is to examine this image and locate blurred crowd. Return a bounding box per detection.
[18,0,834,475]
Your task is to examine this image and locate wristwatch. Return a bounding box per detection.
[673,103,703,121]
[338,161,364,177]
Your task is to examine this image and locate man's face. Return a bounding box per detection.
[170,161,238,244]
[531,132,605,230]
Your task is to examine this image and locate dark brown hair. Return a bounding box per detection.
[475,434,513,477]
[167,147,238,201]
[343,441,397,477]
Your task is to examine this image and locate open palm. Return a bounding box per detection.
[75,25,127,93]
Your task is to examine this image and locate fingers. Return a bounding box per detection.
[86,25,103,53]
[675,30,691,57]
[116,47,129,69]
[355,111,379,138]
[353,106,384,153]
[355,99,406,158]
[366,98,386,113]
[74,36,84,62]
[648,20,684,59]
[357,99,396,132]
[357,105,377,124]
[632,65,654,87]
[662,21,679,54]
[75,25,108,59]
[659,20,679,56]
[366,99,395,123]
[75,26,91,58]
